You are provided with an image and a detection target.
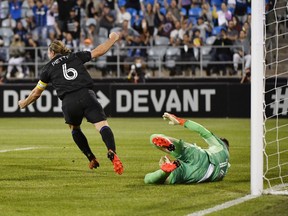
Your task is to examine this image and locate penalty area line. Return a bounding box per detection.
[187,194,260,216]
[0,147,42,153]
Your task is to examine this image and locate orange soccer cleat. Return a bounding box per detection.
[161,160,180,173]
[107,150,124,175]
[89,158,100,169]
[152,136,175,151]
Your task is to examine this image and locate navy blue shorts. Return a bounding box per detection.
[61,88,107,125]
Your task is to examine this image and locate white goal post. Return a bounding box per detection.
[251,0,264,196]
[251,0,288,195]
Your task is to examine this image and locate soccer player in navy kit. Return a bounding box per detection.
[144,112,230,184]
[18,32,124,175]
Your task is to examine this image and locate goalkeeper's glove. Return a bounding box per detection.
[159,155,171,167]
[162,112,187,126]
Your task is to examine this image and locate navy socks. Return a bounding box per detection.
[72,128,95,161]
[100,126,116,152]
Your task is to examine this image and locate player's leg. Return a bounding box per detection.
[62,89,99,169]
[84,89,123,174]
[93,120,124,175]
[70,124,99,169]
[150,134,187,158]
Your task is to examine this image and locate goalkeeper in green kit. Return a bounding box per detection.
[144,112,230,184]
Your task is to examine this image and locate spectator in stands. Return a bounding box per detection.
[32,0,49,41]
[179,0,192,15]
[13,21,28,42]
[74,0,84,23]
[46,0,61,40]
[201,2,213,24]
[119,19,142,64]
[0,37,8,62]
[195,16,212,42]
[140,18,152,45]
[208,28,233,76]
[79,38,94,52]
[191,29,202,61]
[127,64,138,83]
[242,20,250,42]
[234,0,248,24]
[153,1,165,28]
[232,15,242,33]
[24,33,42,76]
[169,20,181,46]
[62,32,78,52]
[140,1,157,37]
[6,34,26,78]
[178,18,193,40]
[114,0,132,27]
[56,0,77,31]
[232,29,251,76]
[213,2,232,27]
[99,3,116,34]
[118,19,132,45]
[227,0,236,14]
[164,0,181,21]
[132,13,144,34]
[226,20,238,42]
[25,11,37,33]
[9,0,22,21]
[85,22,98,46]
[46,30,58,48]
[64,7,81,42]
[119,17,144,71]
[157,11,177,38]
[127,57,146,83]
[86,0,97,18]
[178,32,197,76]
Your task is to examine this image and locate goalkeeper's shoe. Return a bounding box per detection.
[152,136,175,151]
[161,160,180,173]
[89,158,100,169]
[107,150,124,175]
[162,112,186,126]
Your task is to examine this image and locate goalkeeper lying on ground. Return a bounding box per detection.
[144,112,230,184]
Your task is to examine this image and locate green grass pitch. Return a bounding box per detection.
[0,117,287,216]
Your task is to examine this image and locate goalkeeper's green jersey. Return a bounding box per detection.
[168,120,230,184]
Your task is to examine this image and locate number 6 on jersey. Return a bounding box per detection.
[62,63,78,80]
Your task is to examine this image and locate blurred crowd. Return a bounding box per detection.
[0,0,275,82]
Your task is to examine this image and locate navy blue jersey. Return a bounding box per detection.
[40,51,94,100]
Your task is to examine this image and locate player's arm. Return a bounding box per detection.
[90,32,120,59]
[18,80,47,109]
[162,112,212,139]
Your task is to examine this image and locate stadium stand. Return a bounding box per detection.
[0,0,257,81]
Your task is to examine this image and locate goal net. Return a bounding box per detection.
[252,0,288,195]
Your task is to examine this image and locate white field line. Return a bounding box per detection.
[0,147,42,153]
[187,194,260,216]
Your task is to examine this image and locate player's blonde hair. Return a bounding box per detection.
[49,40,71,55]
